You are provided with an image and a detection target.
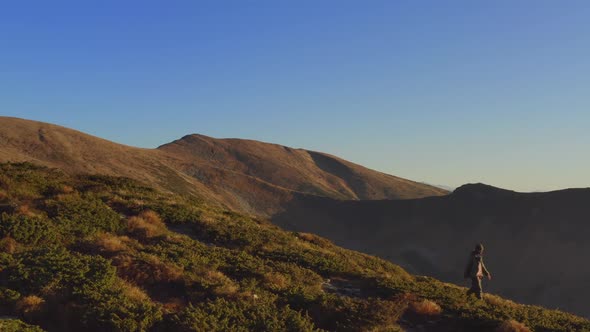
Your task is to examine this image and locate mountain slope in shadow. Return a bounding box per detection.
[272,183,590,318]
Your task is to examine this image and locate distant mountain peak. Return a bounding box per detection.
[452,183,515,198]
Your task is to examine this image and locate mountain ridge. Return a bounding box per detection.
[0,116,447,216]
[158,132,446,201]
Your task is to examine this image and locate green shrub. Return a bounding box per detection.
[1,246,162,331]
[0,214,59,245]
[73,283,162,332]
[0,287,21,313]
[2,246,92,294]
[45,194,123,236]
[166,297,317,332]
[0,319,45,332]
[0,252,13,271]
[260,247,348,276]
[80,175,155,194]
[0,163,65,200]
[148,203,202,225]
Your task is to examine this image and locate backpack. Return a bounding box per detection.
[463,253,481,278]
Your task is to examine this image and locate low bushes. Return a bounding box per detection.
[0,319,44,332]
[45,194,123,237]
[164,297,317,332]
[0,245,163,331]
[0,214,59,246]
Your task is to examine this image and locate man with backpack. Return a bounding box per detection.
[464,243,492,299]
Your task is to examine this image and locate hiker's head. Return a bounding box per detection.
[475,243,484,253]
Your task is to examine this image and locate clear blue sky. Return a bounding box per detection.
[1,1,589,192]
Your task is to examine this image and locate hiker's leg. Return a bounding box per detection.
[475,277,483,299]
[467,277,477,296]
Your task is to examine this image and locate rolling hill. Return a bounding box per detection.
[272,183,590,318]
[0,117,446,217]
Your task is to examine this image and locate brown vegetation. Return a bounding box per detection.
[298,232,334,248]
[203,270,239,297]
[496,319,531,332]
[263,272,290,291]
[60,185,75,194]
[15,203,35,216]
[485,294,518,309]
[113,254,183,285]
[92,233,131,253]
[118,279,150,302]
[126,210,167,240]
[408,299,442,316]
[162,297,186,313]
[0,236,17,253]
[15,295,45,320]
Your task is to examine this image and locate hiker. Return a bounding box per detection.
[464,243,491,299]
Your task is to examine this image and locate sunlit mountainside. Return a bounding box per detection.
[0,117,446,217]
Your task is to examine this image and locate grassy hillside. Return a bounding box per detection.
[0,163,587,331]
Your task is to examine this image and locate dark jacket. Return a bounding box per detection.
[464,251,490,279]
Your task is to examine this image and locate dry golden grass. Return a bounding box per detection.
[486,294,518,308]
[495,319,531,332]
[15,295,45,317]
[127,198,146,210]
[15,203,35,216]
[263,272,289,291]
[139,210,164,225]
[54,193,71,202]
[212,282,239,297]
[118,279,150,302]
[203,270,227,283]
[60,185,75,194]
[162,297,186,313]
[114,254,183,285]
[0,236,17,254]
[127,210,167,240]
[204,270,239,297]
[93,233,130,253]
[408,299,442,316]
[199,214,218,225]
[298,232,334,248]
